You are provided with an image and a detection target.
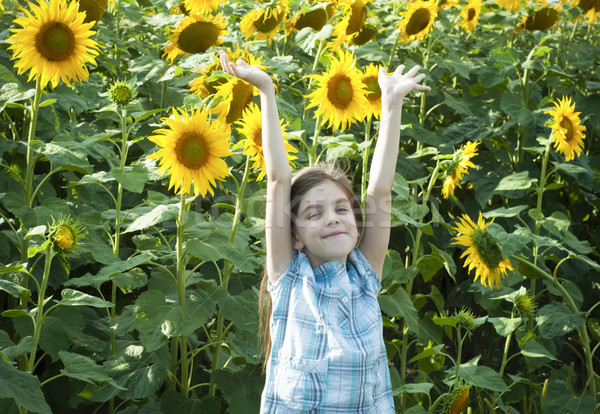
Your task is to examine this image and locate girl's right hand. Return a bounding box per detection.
[219,50,273,91]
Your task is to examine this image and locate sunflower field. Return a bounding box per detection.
[0,0,599,412]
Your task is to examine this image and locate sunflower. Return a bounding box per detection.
[452,212,514,290]
[398,0,438,44]
[8,0,100,89]
[147,107,232,197]
[442,141,479,199]
[190,48,266,98]
[496,0,521,10]
[306,50,368,132]
[183,0,221,13]
[460,0,482,32]
[235,104,298,181]
[448,386,470,414]
[77,0,108,23]
[0,1,4,11]
[287,2,335,33]
[240,1,288,43]
[361,63,382,120]
[545,96,586,161]
[437,0,460,10]
[575,0,600,23]
[331,0,369,48]
[163,13,228,63]
[522,6,561,31]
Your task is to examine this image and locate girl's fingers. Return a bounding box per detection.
[404,65,421,78]
[393,65,405,76]
[413,73,426,84]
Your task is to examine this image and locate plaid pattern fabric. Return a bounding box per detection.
[261,248,395,413]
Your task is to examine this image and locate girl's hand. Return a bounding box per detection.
[219,50,273,91]
[378,64,431,109]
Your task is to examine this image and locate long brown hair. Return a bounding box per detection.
[258,161,364,369]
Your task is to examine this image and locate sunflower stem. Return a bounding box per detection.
[20,78,43,276]
[309,115,323,165]
[27,243,54,375]
[416,33,432,153]
[509,254,597,397]
[176,193,190,397]
[209,158,251,397]
[386,32,401,71]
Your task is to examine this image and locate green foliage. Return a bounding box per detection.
[0,0,598,413]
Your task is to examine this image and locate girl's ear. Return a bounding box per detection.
[291,233,304,250]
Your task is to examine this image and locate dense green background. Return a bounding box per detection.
[0,0,599,413]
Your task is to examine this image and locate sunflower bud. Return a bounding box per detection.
[49,216,85,254]
[515,291,537,318]
[454,308,476,331]
[107,79,137,107]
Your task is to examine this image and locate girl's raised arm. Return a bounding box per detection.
[359,64,430,280]
[219,52,293,282]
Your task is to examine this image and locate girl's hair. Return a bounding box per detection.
[258,161,364,369]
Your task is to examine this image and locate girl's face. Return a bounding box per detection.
[292,180,359,268]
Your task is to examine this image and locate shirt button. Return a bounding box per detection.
[336,262,343,269]
[341,277,349,284]
[342,297,348,303]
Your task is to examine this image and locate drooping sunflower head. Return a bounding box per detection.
[306,50,368,132]
[49,215,85,254]
[442,141,479,199]
[361,63,382,120]
[147,107,232,197]
[398,0,438,44]
[8,0,100,89]
[331,0,370,47]
[234,104,298,181]
[183,0,222,14]
[240,1,289,43]
[575,0,600,23]
[287,1,335,33]
[521,5,561,31]
[163,12,228,63]
[210,52,268,127]
[106,78,138,107]
[445,384,471,414]
[460,0,482,32]
[437,0,460,10]
[77,0,109,24]
[496,0,521,11]
[545,96,586,161]
[452,212,514,290]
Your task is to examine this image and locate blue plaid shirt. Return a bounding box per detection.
[261,247,395,413]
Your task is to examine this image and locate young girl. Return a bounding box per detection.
[220,51,430,413]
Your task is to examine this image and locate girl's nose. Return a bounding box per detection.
[325,211,340,226]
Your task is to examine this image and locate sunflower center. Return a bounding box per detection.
[472,228,503,269]
[364,77,381,101]
[36,22,75,62]
[254,10,282,32]
[178,22,220,53]
[467,8,476,21]
[406,8,431,35]
[176,133,209,168]
[353,25,377,46]
[525,8,559,31]
[327,75,354,109]
[55,225,75,250]
[254,128,263,147]
[226,81,255,124]
[559,116,574,141]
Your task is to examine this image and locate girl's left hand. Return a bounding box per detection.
[378,64,431,107]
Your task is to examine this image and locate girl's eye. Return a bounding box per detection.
[336,207,348,213]
[308,212,321,219]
